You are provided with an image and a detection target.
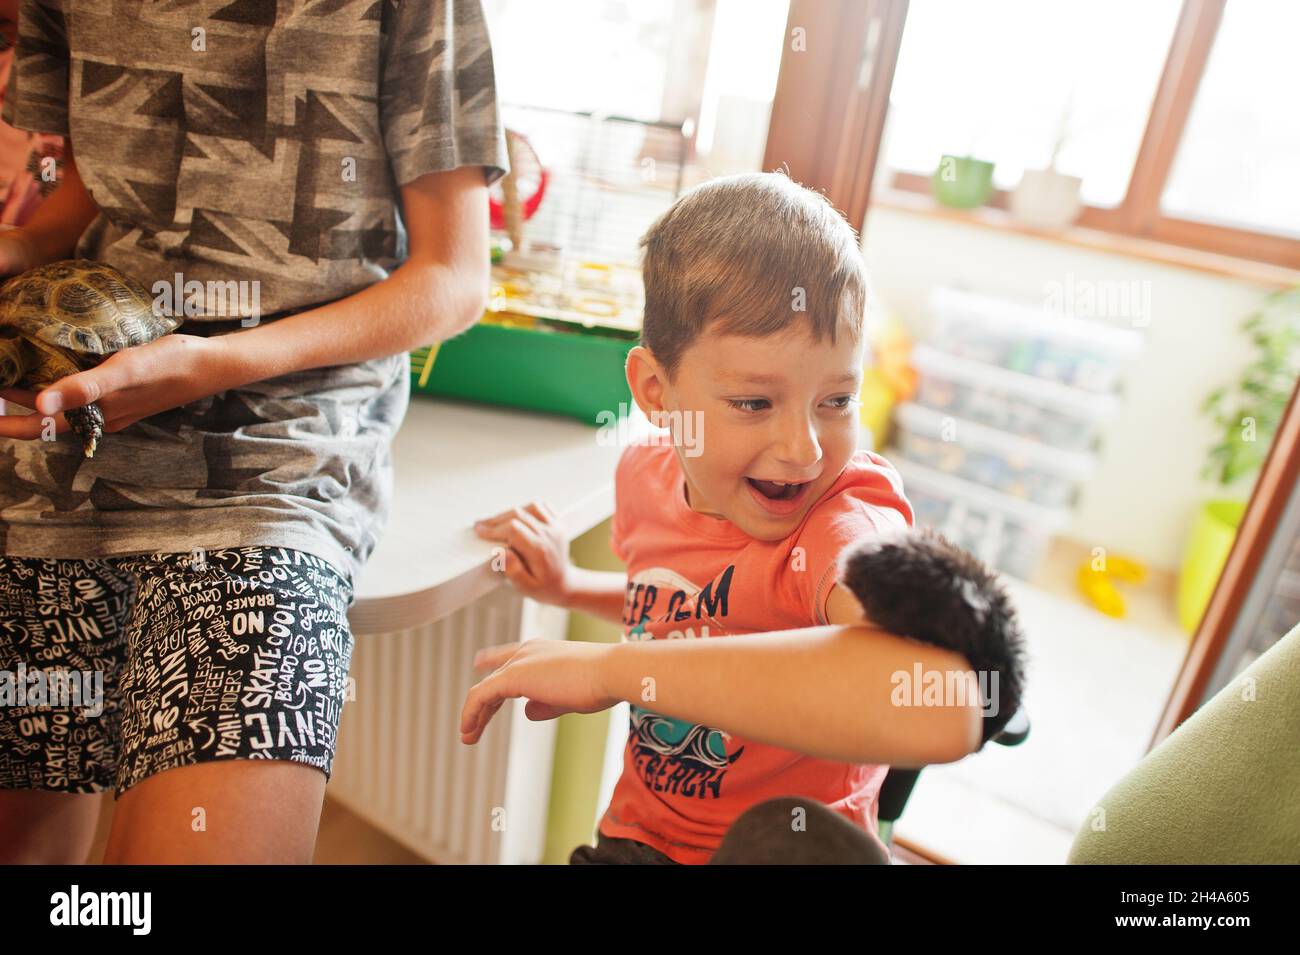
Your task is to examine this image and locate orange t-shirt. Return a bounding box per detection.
[598,439,914,864]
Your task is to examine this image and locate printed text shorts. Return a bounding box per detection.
[0,547,355,796]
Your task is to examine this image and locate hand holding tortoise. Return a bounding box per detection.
[0,258,234,457]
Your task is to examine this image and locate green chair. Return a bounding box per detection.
[1068,621,1300,864]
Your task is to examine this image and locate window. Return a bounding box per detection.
[873,0,1300,269]
[483,0,787,174]
[481,0,789,262]
[1161,0,1300,239]
[484,0,689,123]
[882,0,1182,209]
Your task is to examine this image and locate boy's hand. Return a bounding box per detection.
[473,501,573,606]
[459,639,620,744]
[0,333,236,438]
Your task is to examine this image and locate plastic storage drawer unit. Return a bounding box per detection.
[910,344,1119,453]
[891,457,1072,582]
[893,401,1096,508]
[929,286,1143,393]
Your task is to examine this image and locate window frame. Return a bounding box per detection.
[877,0,1300,271]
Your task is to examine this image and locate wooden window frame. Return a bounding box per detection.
[1150,375,1300,747]
[762,0,910,233]
[880,0,1300,271]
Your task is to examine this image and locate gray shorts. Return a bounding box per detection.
[0,546,354,797]
[571,797,893,865]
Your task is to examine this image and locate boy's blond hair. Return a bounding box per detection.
[638,171,868,379]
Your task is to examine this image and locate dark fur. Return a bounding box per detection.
[837,527,1027,746]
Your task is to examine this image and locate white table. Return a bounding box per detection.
[331,396,646,864]
[348,397,639,632]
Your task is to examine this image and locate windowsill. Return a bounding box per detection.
[871,189,1300,289]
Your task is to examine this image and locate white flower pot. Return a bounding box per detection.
[1009,168,1083,230]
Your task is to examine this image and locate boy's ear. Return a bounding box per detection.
[626,345,670,418]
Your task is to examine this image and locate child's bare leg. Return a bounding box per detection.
[0,789,104,864]
[103,759,325,864]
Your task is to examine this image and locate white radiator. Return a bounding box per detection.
[330,585,562,864]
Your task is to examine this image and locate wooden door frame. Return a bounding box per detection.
[761,0,909,232]
[1151,377,1300,746]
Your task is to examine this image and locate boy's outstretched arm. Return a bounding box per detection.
[459,624,983,768]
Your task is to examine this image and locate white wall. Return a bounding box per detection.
[863,206,1274,571]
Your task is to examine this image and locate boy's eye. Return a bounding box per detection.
[824,394,859,413]
[726,398,770,413]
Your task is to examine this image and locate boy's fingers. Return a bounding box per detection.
[459,679,496,736]
[475,504,545,534]
[475,511,542,549]
[36,370,105,416]
[0,407,69,438]
[504,518,538,548]
[523,501,557,529]
[514,506,548,538]
[473,519,513,543]
[460,675,514,741]
[474,505,519,526]
[465,699,505,744]
[0,387,40,408]
[473,642,522,671]
[502,548,536,587]
[504,520,542,572]
[535,500,564,531]
[479,532,536,582]
[526,501,568,538]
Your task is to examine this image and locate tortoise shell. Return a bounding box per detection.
[0,258,179,355]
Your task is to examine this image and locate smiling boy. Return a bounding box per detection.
[465,172,985,864]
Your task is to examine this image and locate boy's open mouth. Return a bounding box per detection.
[746,477,808,501]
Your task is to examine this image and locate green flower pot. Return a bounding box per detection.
[931,155,996,209]
[1177,499,1247,634]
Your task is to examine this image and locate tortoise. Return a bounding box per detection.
[0,259,179,458]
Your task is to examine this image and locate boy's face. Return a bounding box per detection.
[630,320,865,541]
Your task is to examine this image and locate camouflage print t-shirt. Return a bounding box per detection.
[0,0,508,590]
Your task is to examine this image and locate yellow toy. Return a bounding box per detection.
[859,316,918,450]
[1076,553,1148,618]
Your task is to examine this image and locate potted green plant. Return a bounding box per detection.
[931,155,996,209]
[1178,286,1300,632]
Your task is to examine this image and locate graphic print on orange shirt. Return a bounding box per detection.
[622,563,743,800]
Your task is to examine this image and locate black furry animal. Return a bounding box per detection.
[837,527,1027,747]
